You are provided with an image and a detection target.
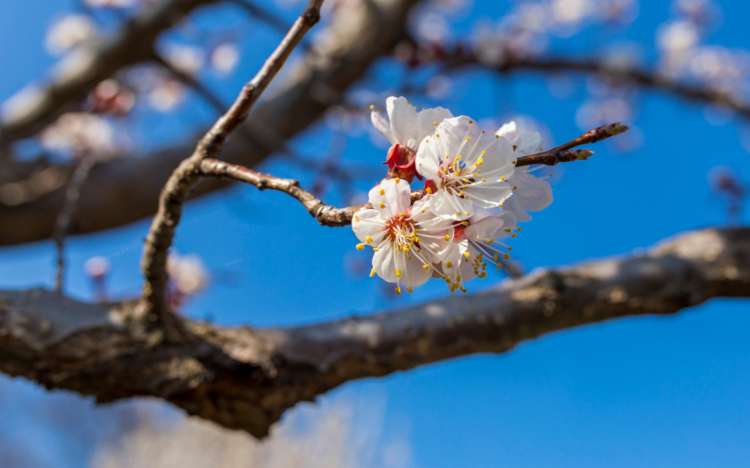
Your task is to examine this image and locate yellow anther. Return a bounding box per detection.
[479,272,487,279]
[444,234,451,241]
[461,221,469,226]
[379,202,385,209]
[356,243,364,250]
[500,176,505,181]
[481,130,485,134]
[436,133,440,137]
[477,158,483,165]
[456,212,461,216]
[425,139,429,142]
[486,238,494,244]
[373,248,379,252]
[481,150,486,155]
[422,264,430,269]
[469,120,473,124]
[370,269,376,277]
[407,286,413,293]
[481,178,486,182]
[434,121,438,125]
[396,286,402,295]
[366,236,373,244]
[517,227,522,232]
[512,161,517,165]
[355,215,359,222]
[496,263,502,269]
[370,105,374,110]
[395,269,402,277]
[498,203,503,207]
[513,186,518,190]
[464,251,470,259]
[446,261,453,268]
[378,108,381,112]
[504,253,511,259]
[380,188,385,196]
[511,233,517,239]
[426,187,433,194]
[508,247,513,251]
[458,191,464,196]
[494,254,499,261]
[395,177,401,184]
[466,137,471,141]
[504,228,512,232]
[465,211,470,215]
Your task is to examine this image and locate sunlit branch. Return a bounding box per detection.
[140,0,325,340]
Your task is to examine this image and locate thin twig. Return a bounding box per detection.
[515,122,629,167]
[229,0,312,53]
[53,156,96,292]
[200,158,365,226]
[140,0,325,340]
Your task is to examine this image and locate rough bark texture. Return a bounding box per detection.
[0,227,747,438]
[0,0,419,246]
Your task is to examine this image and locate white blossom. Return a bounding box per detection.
[167,254,208,297]
[371,96,452,153]
[45,15,97,55]
[438,210,518,293]
[495,123,553,221]
[415,116,516,221]
[40,112,115,158]
[352,178,454,294]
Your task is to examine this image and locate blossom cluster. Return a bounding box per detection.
[352,97,552,294]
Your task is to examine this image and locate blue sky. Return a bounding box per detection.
[1,0,749,467]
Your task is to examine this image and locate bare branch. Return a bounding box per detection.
[140,0,325,338]
[53,156,96,292]
[0,0,422,247]
[515,122,629,168]
[200,158,366,226]
[0,0,222,143]
[0,227,747,438]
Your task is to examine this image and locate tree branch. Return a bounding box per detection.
[0,0,422,247]
[140,0,324,338]
[0,227,746,438]
[0,0,222,143]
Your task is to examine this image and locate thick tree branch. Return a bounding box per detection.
[0,227,747,438]
[0,0,222,143]
[140,0,324,337]
[0,0,422,247]
[488,56,750,118]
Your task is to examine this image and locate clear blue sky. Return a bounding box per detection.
[0,0,749,467]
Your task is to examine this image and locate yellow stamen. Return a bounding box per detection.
[464,252,470,259]
[407,286,413,293]
[395,269,402,277]
[504,253,511,259]
[370,269,376,277]
[380,188,385,196]
[444,234,451,241]
[356,243,364,250]
[426,187,433,194]
[446,261,453,268]
[396,286,402,295]
[379,202,385,208]
[422,264,430,269]
[395,177,401,184]
[366,236,373,244]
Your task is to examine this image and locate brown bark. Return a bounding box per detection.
[0,227,747,438]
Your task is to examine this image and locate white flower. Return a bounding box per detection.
[371,96,453,152]
[439,211,518,293]
[352,178,454,294]
[40,112,115,158]
[45,15,97,55]
[415,116,516,221]
[495,123,553,221]
[167,254,208,297]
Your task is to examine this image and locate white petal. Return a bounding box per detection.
[368,178,412,217]
[372,243,398,283]
[400,251,432,287]
[429,189,474,220]
[371,111,396,144]
[418,106,453,143]
[511,171,553,212]
[387,96,420,148]
[501,195,533,222]
[415,135,442,181]
[352,209,387,244]
[464,216,505,240]
[435,116,481,164]
[512,131,542,157]
[464,181,513,209]
[494,121,516,138]
[474,134,516,176]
